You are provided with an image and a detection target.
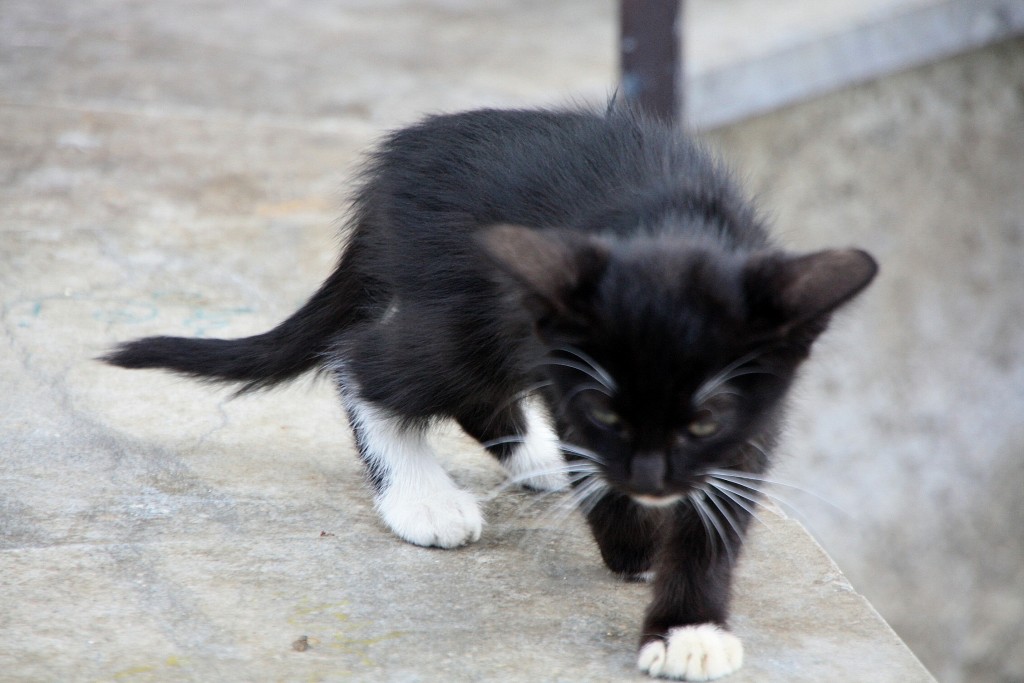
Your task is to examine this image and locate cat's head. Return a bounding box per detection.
[479,224,877,505]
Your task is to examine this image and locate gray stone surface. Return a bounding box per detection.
[8,0,1018,681]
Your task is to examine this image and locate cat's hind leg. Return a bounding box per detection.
[338,377,483,548]
[457,398,569,493]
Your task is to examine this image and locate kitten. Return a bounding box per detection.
[103,106,877,680]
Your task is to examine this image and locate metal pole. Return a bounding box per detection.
[619,0,682,123]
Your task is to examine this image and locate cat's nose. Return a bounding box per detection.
[629,452,667,494]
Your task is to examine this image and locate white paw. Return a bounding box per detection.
[339,387,483,549]
[377,485,483,549]
[503,400,568,491]
[637,624,743,681]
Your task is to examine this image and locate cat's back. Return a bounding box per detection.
[358,106,728,231]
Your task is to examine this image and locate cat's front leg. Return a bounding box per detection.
[584,491,663,579]
[636,502,747,681]
[457,399,569,493]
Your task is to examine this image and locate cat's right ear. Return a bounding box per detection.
[744,248,878,338]
[476,224,609,323]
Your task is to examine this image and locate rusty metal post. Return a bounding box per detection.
[619,0,682,123]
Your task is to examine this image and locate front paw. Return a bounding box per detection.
[637,624,743,681]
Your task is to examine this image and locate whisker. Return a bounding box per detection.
[695,351,765,400]
[533,359,614,392]
[482,462,599,501]
[713,344,781,383]
[705,479,770,529]
[544,474,610,527]
[707,468,849,517]
[736,440,781,474]
[490,470,609,557]
[532,481,592,530]
[564,486,600,518]
[695,388,744,402]
[686,491,716,544]
[482,380,554,429]
[557,382,611,415]
[697,485,737,566]
[705,472,813,520]
[575,477,611,515]
[481,435,526,450]
[481,437,607,471]
[684,491,733,565]
[695,368,780,404]
[704,477,777,529]
[563,470,600,487]
[550,346,618,391]
[556,441,605,464]
[704,476,768,506]
[740,440,771,461]
[694,343,784,404]
[701,484,746,544]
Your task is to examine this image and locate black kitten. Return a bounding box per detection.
[104,106,876,680]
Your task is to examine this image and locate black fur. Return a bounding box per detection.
[103,105,877,670]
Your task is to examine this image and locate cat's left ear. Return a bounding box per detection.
[744,248,878,336]
[476,224,609,322]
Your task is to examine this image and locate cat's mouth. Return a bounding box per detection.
[631,492,685,508]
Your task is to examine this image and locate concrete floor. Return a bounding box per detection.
[4,1,1019,681]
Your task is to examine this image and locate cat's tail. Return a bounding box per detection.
[101,248,368,394]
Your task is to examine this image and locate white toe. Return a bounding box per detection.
[638,640,668,677]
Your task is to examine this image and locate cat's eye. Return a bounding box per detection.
[588,406,623,431]
[687,410,720,438]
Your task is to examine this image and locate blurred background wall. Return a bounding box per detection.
[708,39,1024,683]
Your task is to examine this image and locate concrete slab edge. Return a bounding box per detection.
[687,0,1024,129]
